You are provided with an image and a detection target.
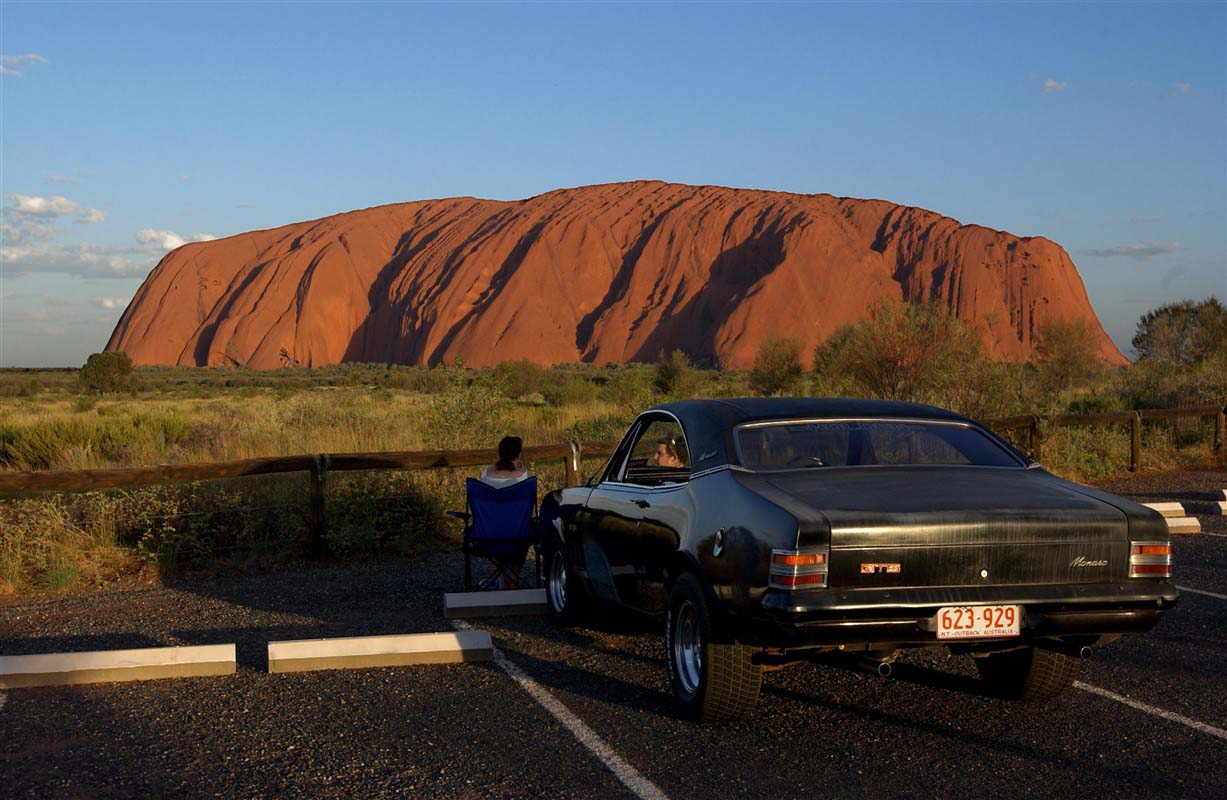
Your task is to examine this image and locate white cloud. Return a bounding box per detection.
[5,194,104,223]
[134,228,216,251]
[1169,82,1191,95]
[0,53,47,77]
[1042,78,1068,93]
[45,174,80,185]
[8,194,81,216]
[96,296,131,311]
[1,214,57,246]
[0,242,160,278]
[0,54,47,66]
[237,203,256,209]
[1078,242,1182,259]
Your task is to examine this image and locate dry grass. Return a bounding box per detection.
[1,363,1220,596]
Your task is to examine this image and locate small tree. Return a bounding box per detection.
[1034,318,1102,403]
[1132,297,1227,365]
[813,301,987,403]
[653,349,698,396]
[78,351,134,394]
[749,336,805,396]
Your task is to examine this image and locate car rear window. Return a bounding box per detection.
[735,420,1023,470]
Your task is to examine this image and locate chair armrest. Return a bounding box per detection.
[445,510,471,522]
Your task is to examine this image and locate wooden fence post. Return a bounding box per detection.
[563,441,580,487]
[1129,412,1141,472]
[308,454,328,558]
[1029,416,1043,464]
[1215,407,1226,466]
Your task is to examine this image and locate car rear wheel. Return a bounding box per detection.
[975,646,1079,701]
[666,572,761,723]
[545,537,585,625]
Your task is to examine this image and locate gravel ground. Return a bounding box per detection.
[2,469,1225,799]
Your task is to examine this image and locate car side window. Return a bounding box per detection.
[620,419,690,486]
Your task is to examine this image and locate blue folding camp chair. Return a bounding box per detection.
[447,477,542,592]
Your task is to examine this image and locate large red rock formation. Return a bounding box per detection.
[106,181,1126,369]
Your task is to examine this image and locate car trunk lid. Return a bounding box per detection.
[764,466,1129,588]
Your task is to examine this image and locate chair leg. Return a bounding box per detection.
[464,552,472,593]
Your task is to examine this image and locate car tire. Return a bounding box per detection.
[666,571,762,723]
[544,536,585,625]
[975,646,1079,701]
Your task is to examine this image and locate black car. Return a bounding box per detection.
[538,398,1177,722]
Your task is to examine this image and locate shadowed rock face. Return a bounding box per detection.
[106,181,1126,369]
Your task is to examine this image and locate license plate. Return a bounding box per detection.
[935,605,1021,640]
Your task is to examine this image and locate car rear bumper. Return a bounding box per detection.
[740,581,1178,648]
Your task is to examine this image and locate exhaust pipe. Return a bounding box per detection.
[851,656,894,677]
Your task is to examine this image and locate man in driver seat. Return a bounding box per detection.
[650,437,686,468]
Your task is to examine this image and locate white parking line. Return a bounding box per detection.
[1075,682,1227,741]
[451,620,669,800]
[1175,584,1227,600]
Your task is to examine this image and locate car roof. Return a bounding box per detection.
[644,398,974,469]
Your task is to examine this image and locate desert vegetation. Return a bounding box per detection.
[1,297,1223,595]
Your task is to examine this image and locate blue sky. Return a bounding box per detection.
[1,1,1224,367]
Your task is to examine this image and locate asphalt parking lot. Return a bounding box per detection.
[2,469,1225,799]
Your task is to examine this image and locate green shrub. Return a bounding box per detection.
[600,366,655,412]
[749,336,805,396]
[542,375,599,407]
[422,373,510,450]
[653,350,699,397]
[494,360,548,399]
[79,352,135,394]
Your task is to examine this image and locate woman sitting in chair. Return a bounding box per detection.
[480,436,530,488]
[475,436,532,589]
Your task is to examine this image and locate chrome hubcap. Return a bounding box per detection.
[672,600,702,696]
[548,554,567,613]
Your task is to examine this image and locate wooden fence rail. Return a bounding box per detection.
[0,405,1221,555]
[0,441,623,556]
[985,404,1225,473]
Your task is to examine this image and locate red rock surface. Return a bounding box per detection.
[106,181,1126,369]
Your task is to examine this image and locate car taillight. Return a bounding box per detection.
[1129,541,1171,578]
[770,548,828,590]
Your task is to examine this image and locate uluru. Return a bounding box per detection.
[106,181,1126,369]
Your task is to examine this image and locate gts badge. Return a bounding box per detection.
[1070,556,1108,568]
[860,563,902,574]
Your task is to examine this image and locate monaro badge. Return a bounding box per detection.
[1070,556,1108,568]
[860,563,902,574]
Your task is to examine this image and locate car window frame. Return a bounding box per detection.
[731,417,1027,472]
[604,411,693,488]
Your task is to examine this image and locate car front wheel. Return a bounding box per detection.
[666,572,761,723]
[975,646,1079,701]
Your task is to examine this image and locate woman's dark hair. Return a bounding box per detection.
[495,436,523,471]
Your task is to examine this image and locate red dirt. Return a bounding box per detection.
[106,181,1126,369]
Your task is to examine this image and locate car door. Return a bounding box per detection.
[582,415,691,612]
